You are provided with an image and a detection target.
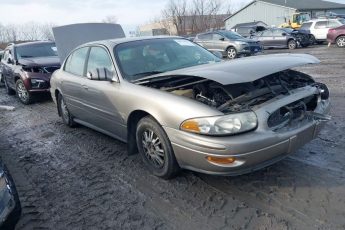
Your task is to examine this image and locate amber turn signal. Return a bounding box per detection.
[206,156,236,164]
[181,120,200,133]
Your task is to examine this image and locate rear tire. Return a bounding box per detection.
[288,40,297,49]
[16,79,33,104]
[136,116,180,179]
[336,36,345,48]
[226,47,237,59]
[4,77,15,95]
[309,34,316,45]
[57,93,76,127]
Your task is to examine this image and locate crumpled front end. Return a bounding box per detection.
[0,163,21,229]
[157,69,330,175]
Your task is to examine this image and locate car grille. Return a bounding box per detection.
[267,95,318,130]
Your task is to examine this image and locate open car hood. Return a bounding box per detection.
[53,23,125,63]
[148,54,320,85]
[18,56,60,67]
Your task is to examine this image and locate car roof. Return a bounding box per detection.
[308,18,341,22]
[15,41,55,47]
[83,36,183,47]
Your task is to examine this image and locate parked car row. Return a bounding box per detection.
[0,32,331,181]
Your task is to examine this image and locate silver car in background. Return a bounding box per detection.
[194,30,262,59]
[50,37,330,179]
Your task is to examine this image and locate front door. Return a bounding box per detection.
[82,46,126,140]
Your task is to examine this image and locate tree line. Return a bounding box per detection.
[0,22,56,43]
[160,0,234,35]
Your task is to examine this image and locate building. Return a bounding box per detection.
[139,14,230,36]
[224,0,345,29]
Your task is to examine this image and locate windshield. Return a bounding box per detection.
[339,18,345,24]
[16,43,58,59]
[220,31,244,40]
[114,38,221,81]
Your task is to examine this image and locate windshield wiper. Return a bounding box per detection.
[132,71,163,77]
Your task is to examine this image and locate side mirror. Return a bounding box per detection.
[219,37,225,41]
[7,58,14,64]
[212,51,223,59]
[86,68,115,81]
[282,32,287,36]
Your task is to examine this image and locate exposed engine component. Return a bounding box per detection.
[142,69,328,115]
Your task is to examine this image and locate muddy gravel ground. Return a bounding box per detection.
[1,45,345,230]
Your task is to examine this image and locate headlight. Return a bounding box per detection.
[31,79,46,88]
[180,112,258,136]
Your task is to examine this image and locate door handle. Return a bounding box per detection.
[81,84,88,90]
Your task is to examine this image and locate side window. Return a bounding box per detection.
[272,29,284,37]
[327,20,340,28]
[86,47,114,74]
[198,33,212,40]
[315,21,327,29]
[64,47,89,76]
[212,33,224,41]
[261,30,273,37]
[2,50,9,62]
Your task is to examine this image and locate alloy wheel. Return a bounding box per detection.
[60,97,70,123]
[16,81,29,102]
[227,48,237,59]
[288,40,297,49]
[337,37,345,47]
[141,129,165,168]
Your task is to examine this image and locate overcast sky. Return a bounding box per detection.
[0,0,344,33]
[0,0,252,33]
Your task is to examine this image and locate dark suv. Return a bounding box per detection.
[0,41,60,104]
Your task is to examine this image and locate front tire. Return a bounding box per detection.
[288,40,297,50]
[226,47,237,59]
[16,79,33,104]
[136,116,180,179]
[57,94,76,127]
[336,36,345,48]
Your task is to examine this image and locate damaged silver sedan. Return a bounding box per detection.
[50,37,330,179]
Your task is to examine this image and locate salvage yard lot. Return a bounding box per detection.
[1,45,345,230]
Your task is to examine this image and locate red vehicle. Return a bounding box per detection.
[0,41,60,104]
[327,25,345,48]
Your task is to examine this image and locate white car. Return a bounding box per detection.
[301,18,345,43]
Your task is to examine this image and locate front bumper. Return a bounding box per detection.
[165,120,326,175]
[164,88,330,176]
[238,45,262,55]
[0,163,21,228]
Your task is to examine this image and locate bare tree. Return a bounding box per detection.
[40,23,56,41]
[162,0,188,35]
[102,15,118,24]
[20,22,42,41]
[161,0,232,36]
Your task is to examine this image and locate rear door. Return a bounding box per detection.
[60,47,90,120]
[257,30,273,48]
[1,49,16,88]
[272,29,288,47]
[313,21,328,40]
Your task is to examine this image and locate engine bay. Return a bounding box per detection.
[140,69,328,114]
